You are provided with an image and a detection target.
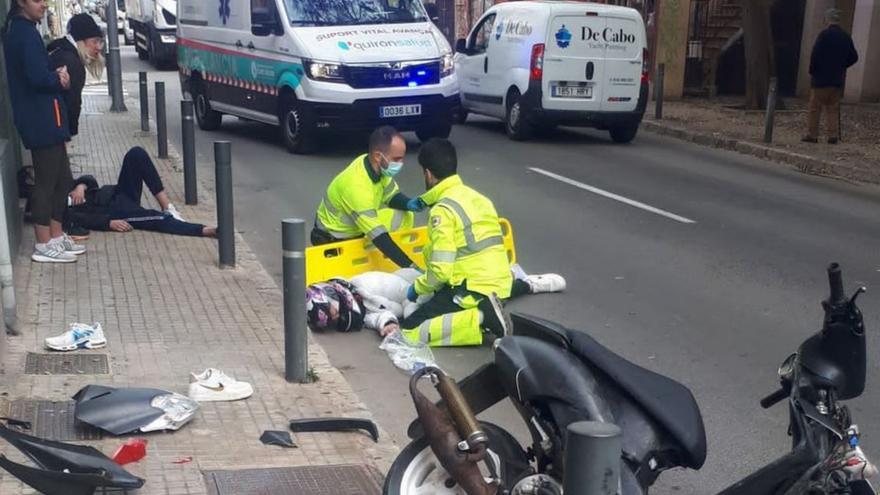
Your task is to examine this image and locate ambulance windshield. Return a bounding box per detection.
[283,0,429,26]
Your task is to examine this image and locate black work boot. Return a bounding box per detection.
[479,293,512,338]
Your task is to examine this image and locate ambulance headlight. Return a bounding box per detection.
[304,60,345,83]
[441,53,454,77]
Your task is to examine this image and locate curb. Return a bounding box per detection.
[641,120,879,185]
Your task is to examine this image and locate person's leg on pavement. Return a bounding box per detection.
[49,146,85,254]
[401,289,508,346]
[805,88,822,141]
[31,145,77,262]
[825,88,841,142]
[123,209,213,237]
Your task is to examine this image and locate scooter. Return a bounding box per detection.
[384,263,876,494]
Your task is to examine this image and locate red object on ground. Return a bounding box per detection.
[172,456,193,464]
[112,438,148,465]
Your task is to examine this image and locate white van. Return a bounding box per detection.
[455,1,648,143]
[177,0,459,154]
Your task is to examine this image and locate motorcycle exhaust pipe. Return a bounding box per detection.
[410,367,496,495]
[564,421,623,495]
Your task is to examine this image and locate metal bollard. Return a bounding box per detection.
[181,100,198,205]
[654,63,665,120]
[214,141,235,268]
[106,0,126,112]
[282,219,308,383]
[563,421,622,495]
[139,72,149,131]
[764,77,778,144]
[155,82,168,158]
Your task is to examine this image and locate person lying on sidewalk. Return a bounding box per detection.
[65,146,216,237]
[306,265,564,339]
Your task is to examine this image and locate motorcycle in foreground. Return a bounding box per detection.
[384,263,876,494]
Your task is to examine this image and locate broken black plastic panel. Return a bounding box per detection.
[0,424,145,495]
[289,418,379,443]
[260,430,297,448]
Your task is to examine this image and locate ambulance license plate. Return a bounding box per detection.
[552,85,593,98]
[380,104,422,118]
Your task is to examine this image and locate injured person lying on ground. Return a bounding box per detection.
[306,265,565,344]
[64,146,216,238]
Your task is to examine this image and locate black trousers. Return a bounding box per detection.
[31,143,73,225]
[400,279,531,330]
[113,146,165,204]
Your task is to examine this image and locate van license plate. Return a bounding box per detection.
[380,104,422,118]
[552,86,592,98]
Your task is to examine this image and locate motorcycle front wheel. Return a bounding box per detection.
[383,421,529,494]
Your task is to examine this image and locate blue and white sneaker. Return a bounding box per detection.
[45,322,107,351]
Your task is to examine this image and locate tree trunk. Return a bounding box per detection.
[742,0,776,109]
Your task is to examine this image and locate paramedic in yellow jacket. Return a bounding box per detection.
[312,126,426,269]
[400,138,522,346]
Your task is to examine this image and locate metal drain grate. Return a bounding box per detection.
[7,400,103,441]
[204,464,383,495]
[25,353,109,375]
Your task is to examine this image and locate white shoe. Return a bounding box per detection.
[53,233,86,255]
[188,368,253,402]
[164,203,185,222]
[45,323,106,351]
[32,244,77,263]
[526,274,566,293]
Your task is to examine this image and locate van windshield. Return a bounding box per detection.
[282,0,429,26]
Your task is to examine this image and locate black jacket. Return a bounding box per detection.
[809,25,859,89]
[47,37,87,136]
[66,175,117,230]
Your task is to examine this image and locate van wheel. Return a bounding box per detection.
[415,122,452,142]
[193,80,222,131]
[609,123,640,144]
[454,108,468,125]
[279,95,317,154]
[505,91,532,141]
[136,43,148,60]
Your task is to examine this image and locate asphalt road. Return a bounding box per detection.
[118,48,880,494]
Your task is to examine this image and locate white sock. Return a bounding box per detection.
[50,236,64,244]
[35,243,47,251]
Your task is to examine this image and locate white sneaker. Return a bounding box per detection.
[188,368,253,402]
[32,244,77,263]
[164,203,185,222]
[45,323,106,351]
[526,274,566,293]
[53,233,86,255]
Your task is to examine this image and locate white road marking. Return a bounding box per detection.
[528,167,697,224]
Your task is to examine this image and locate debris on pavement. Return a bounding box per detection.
[112,438,148,465]
[289,417,379,443]
[260,430,297,448]
[188,368,254,402]
[44,323,106,352]
[73,385,199,435]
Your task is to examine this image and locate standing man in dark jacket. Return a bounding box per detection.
[48,13,105,136]
[802,8,858,144]
[3,0,86,263]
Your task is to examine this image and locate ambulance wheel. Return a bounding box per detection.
[454,108,468,125]
[279,95,317,154]
[505,90,532,141]
[193,79,222,131]
[609,123,639,144]
[415,122,452,142]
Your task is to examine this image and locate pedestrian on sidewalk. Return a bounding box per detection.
[802,8,858,145]
[48,13,105,137]
[65,146,216,237]
[312,126,425,269]
[2,0,86,263]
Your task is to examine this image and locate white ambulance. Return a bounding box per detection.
[177,0,459,154]
[455,1,649,143]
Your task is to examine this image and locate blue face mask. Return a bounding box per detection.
[381,154,403,178]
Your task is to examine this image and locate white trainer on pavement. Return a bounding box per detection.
[165,203,185,222]
[45,323,106,351]
[526,274,567,293]
[188,368,254,402]
[31,244,77,263]
[54,233,86,255]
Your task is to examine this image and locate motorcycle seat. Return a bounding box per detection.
[511,313,708,470]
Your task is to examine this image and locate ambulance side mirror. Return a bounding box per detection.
[455,38,468,54]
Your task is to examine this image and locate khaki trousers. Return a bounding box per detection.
[806,88,841,139]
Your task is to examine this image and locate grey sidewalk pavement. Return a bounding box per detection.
[0,90,397,494]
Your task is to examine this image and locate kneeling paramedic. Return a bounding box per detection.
[400,139,527,346]
[312,126,425,269]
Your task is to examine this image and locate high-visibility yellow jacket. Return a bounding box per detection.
[414,175,512,298]
[315,154,400,240]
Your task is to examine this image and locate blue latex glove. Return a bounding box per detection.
[406,284,419,302]
[406,198,427,212]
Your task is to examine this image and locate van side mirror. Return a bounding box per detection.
[252,8,281,37]
[455,38,468,54]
